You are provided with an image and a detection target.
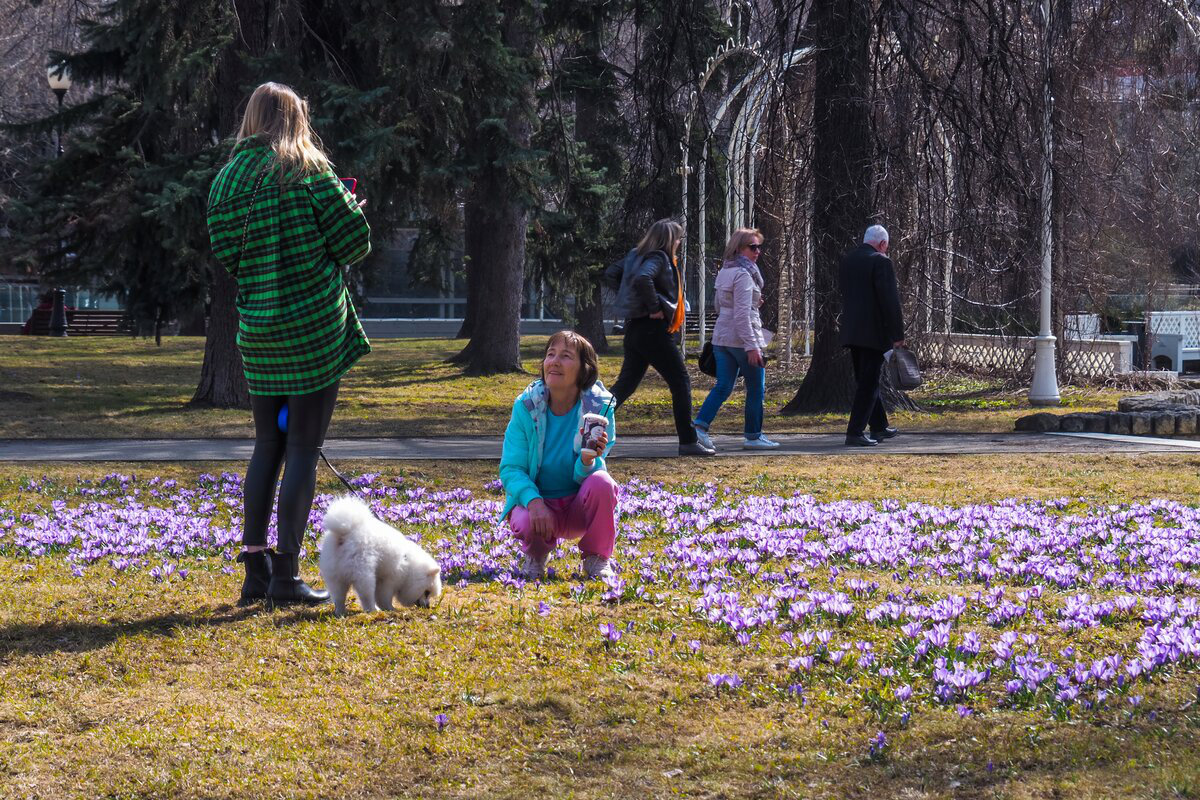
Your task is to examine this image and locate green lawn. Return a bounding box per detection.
[3,456,1200,799]
[0,336,1122,439]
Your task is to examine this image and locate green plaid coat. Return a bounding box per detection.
[207,138,371,395]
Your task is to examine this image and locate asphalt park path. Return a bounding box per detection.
[1,432,1199,462]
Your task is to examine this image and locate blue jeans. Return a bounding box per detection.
[694,345,765,439]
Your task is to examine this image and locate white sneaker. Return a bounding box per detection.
[694,426,715,450]
[582,554,615,580]
[520,554,547,580]
[742,435,781,450]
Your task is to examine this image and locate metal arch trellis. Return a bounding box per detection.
[679,39,815,351]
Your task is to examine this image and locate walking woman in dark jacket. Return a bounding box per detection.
[207,82,372,606]
[604,219,714,456]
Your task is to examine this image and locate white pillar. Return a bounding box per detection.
[1030,0,1060,406]
[679,157,692,357]
[698,150,708,349]
[941,122,955,334]
[803,184,813,357]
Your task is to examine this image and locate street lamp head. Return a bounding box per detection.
[47,62,72,95]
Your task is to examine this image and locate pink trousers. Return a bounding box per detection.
[509,471,619,560]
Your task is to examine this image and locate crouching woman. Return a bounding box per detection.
[500,331,619,581]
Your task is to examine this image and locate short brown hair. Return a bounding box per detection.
[723,228,763,261]
[542,330,600,391]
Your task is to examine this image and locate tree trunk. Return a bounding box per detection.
[191,0,274,409]
[782,0,874,415]
[191,265,249,407]
[568,35,610,355]
[450,5,534,374]
[450,183,526,373]
[574,278,609,353]
[452,218,485,342]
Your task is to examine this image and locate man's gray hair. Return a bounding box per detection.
[863,225,889,247]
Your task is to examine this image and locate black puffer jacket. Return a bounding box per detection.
[604,248,681,320]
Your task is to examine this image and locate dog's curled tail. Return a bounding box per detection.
[322,495,373,548]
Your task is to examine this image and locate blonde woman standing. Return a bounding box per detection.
[693,228,780,450]
[207,82,371,607]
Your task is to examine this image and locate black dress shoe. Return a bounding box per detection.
[266,552,330,607]
[235,548,273,606]
[844,434,878,447]
[870,427,899,441]
[679,441,717,456]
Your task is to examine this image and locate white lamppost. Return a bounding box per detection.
[1029,0,1061,406]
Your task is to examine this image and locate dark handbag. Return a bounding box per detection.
[698,340,717,376]
[888,345,923,390]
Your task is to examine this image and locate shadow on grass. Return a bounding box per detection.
[0,604,322,658]
[363,370,492,390]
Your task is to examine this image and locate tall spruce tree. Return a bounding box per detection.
[434,0,543,374]
[5,0,420,406]
[529,1,630,353]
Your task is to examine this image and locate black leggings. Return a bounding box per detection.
[611,317,698,444]
[243,382,340,554]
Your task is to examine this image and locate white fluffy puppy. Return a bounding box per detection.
[319,495,443,616]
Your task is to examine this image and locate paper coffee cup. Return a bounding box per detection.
[580,412,608,457]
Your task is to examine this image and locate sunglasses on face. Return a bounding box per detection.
[746,243,762,251]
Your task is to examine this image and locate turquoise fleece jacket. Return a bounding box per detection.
[499,379,616,522]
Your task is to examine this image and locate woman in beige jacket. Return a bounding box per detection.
[693,228,780,450]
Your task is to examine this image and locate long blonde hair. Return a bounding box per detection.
[636,219,684,258]
[237,82,331,175]
[723,228,762,261]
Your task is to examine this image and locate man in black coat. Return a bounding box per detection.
[838,224,906,446]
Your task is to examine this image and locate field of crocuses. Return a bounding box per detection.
[5,468,1200,751]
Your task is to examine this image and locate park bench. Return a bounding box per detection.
[22,307,135,337]
[684,310,719,338]
[1147,311,1200,371]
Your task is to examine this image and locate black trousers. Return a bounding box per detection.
[244,382,340,554]
[847,346,889,436]
[612,317,698,444]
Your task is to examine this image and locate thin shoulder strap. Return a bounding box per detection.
[237,168,269,263]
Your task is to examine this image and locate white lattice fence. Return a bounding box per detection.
[1061,339,1134,379]
[916,333,1131,379]
[1149,311,1200,348]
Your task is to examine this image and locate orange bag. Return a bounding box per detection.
[667,258,685,334]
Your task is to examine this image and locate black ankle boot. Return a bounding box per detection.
[266,551,330,607]
[235,548,273,606]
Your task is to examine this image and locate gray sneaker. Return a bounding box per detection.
[742,435,781,450]
[679,441,716,456]
[694,426,715,450]
[582,554,615,580]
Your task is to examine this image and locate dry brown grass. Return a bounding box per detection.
[3,456,1200,798]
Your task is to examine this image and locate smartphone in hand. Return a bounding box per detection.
[340,177,357,195]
